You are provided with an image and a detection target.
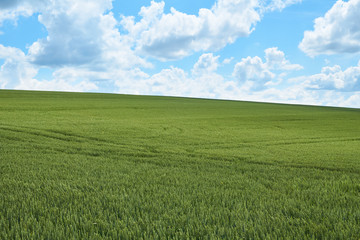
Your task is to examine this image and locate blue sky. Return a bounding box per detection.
[0,0,359,107]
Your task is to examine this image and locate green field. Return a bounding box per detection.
[1,89,359,239]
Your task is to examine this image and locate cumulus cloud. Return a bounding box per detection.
[1,0,302,77]
[0,44,25,61]
[27,0,146,68]
[233,56,274,90]
[0,44,98,92]
[265,47,303,70]
[121,0,260,60]
[192,53,220,75]
[1,0,152,92]
[148,67,190,96]
[115,54,227,99]
[261,0,302,12]
[0,44,37,89]
[112,53,359,108]
[299,0,360,56]
[341,93,360,107]
[223,57,234,64]
[1,0,116,68]
[0,0,46,24]
[297,62,360,91]
[120,0,302,60]
[114,50,324,108]
[233,47,302,90]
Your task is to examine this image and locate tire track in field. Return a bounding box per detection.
[0,124,157,157]
[0,125,83,143]
[243,159,359,174]
[0,125,129,149]
[263,137,360,146]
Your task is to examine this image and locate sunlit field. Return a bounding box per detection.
[1,90,359,239]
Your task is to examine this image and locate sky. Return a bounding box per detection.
[0,0,359,108]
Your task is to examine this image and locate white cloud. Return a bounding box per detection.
[0,44,25,60]
[0,44,37,89]
[98,12,152,70]
[192,53,220,75]
[261,0,302,12]
[122,0,302,61]
[20,0,151,76]
[233,56,274,90]
[299,0,360,56]
[114,50,330,108]
[341,93,360,107]
[0,0,45,10]
[114,54,227,99]
[15,78,98,92]
[28,0,121,66]
[233,47,302,90]
[223,57,234,64]
[148,67,190,96]
[118,60,360,108]
[115,67,227,99]
[1,0,153,93]
[1,0,149,70]
[239,87,360,108]
[122,0,261,60]
[0,0,46,25]
[297,62,360,91]
[134,0,303,60]
[265,47,303,70]
[0,44,98,92]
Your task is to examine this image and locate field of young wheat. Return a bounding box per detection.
[1,90,359,239]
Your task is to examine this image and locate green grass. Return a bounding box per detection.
[1,89,360,239]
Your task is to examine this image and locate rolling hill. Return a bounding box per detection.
[1,90,359,239]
